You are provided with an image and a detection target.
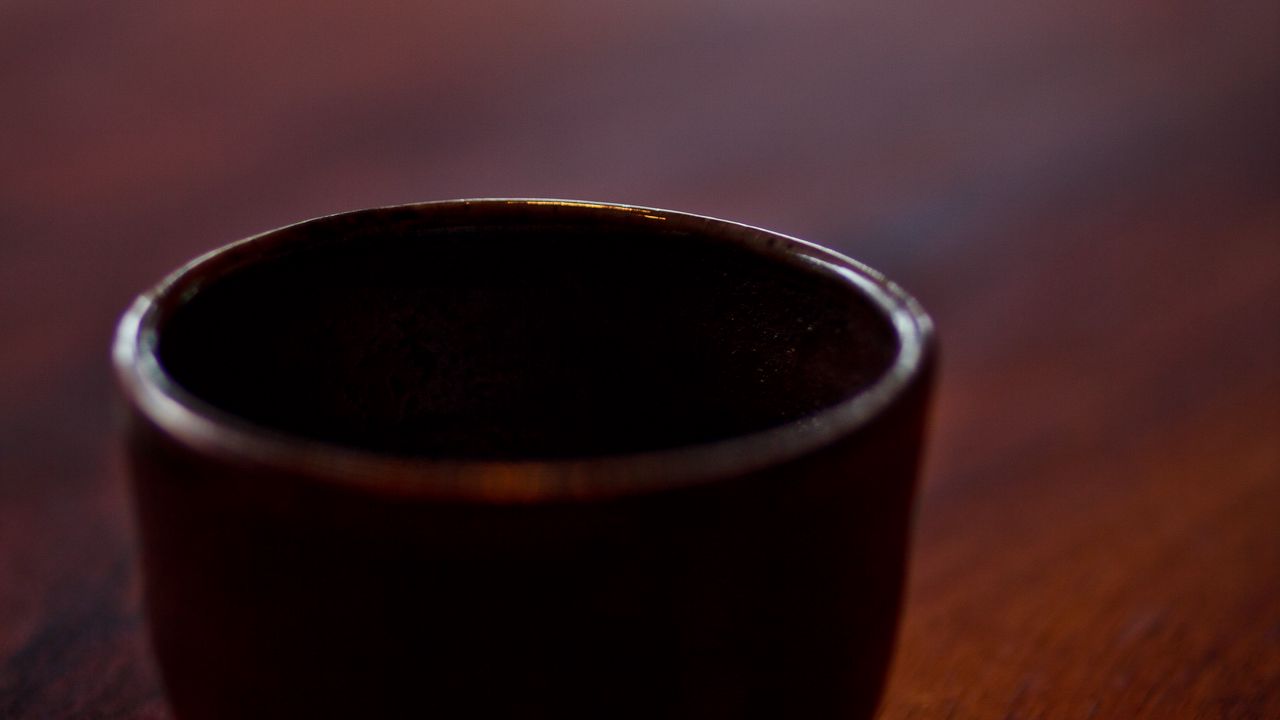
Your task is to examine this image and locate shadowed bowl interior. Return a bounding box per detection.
[149,201,902,463]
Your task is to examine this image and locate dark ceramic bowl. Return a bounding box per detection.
[113,199,935,719]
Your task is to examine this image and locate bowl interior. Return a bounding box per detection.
[154,207,898,459]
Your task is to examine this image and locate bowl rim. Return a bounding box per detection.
[113,198,935,502]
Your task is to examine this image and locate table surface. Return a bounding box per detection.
[2,2,1277,717]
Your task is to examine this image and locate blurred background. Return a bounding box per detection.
[1,2,1276,717]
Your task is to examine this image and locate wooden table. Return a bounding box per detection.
[2,3,1276,717]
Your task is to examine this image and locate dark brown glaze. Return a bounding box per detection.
[119,200,935,719]
[128,371,931,719]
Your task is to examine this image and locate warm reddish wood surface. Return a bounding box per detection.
[2,2,1276,717]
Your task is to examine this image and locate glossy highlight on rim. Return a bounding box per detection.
[113,199,935,502]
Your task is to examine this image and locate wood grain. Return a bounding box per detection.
[1,1,1276,717]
